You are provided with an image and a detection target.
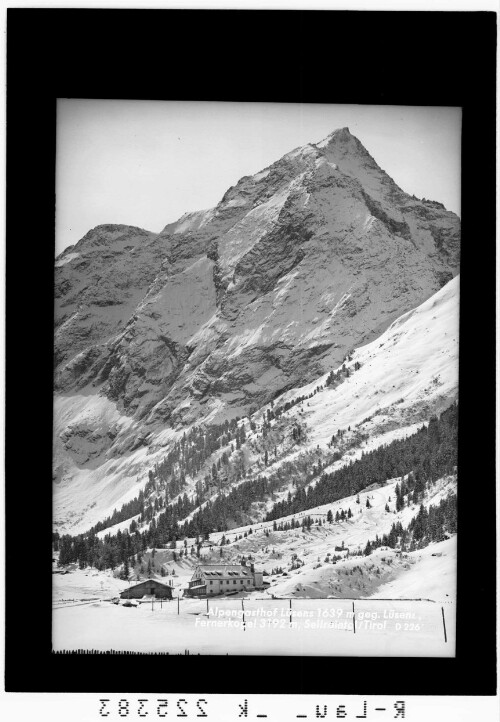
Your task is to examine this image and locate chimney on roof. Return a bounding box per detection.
[241,559,246,566]
[250,563,255,573]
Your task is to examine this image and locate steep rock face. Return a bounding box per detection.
[54,127,460,498]
[99,255,218,419]
[54,275,459,534]
[55,224,166,387]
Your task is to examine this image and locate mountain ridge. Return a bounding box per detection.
[54,127,460,533]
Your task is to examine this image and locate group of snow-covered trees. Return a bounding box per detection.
[266,402,457,521]
[363,492,457,555]
[55,403,457,572]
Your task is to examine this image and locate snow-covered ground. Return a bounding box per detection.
[262,274,458,452]
[52,276,458,655]
[53,470,457,656]
[85,471,456,604]
[53,587,454,657]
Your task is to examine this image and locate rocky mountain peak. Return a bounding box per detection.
[316,127,382,174]
[73,223,153,250]
[321,126,352,142]
[54,128,460,504]
[317,126,362,151]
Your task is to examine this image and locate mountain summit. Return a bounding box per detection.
[54,128,460,530]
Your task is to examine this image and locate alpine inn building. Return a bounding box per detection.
[186,562,265,597]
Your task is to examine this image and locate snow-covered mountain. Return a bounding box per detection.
[54,127,459,535]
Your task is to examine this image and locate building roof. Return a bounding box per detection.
[195,564,253,579]
[126,578,171,589]
[198,564,244,570]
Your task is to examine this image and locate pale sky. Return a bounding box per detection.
[56,100,461,255]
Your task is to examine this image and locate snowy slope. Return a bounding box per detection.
[265,273,459,451]
[54,128,459,534]
[54,275,458,534]
[55,472,456,609]
[183,472,457,603]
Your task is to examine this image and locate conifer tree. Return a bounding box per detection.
[122,557,130,581]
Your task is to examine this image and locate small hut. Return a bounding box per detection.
[120,579,173,600]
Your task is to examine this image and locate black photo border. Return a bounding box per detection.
[5,8,497,695]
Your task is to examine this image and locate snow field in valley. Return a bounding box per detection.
[52,279,458,653]
[52,592,454,657]
[53,470,457,655]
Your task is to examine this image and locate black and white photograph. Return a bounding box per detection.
[52,100,460,657]
[4,6,496,715]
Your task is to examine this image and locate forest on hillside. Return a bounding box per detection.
[55,403,457,571]
[266,402,457,521]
